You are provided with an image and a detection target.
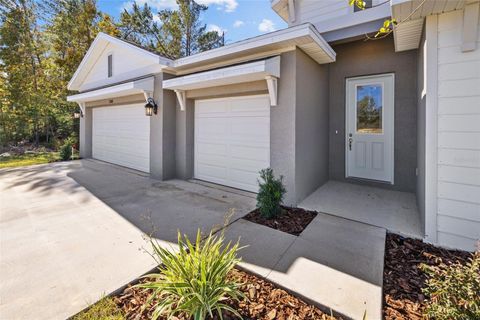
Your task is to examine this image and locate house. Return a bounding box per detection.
[67,0,480,252]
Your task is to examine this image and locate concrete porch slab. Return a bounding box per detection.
[299,180,422,238]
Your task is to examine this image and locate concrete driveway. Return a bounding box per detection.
[0,160,255,320]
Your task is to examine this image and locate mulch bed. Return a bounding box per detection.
[243,206,317,236]
[114,268,340,320]
[383,233,472,320]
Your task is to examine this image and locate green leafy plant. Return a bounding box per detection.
[256,168,286,219]
[59,139,73,161]
[421,250,480,320]
[138,230,244,320]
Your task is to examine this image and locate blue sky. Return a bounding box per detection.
[97,0,287,43]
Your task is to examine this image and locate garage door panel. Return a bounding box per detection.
[196,118,228,136]
[196,99,228,114]
[196,163,228,183]
[196,142,227,156]
[195,95,270,192]
[230,145,270,162]
[230,96,270,112]
[92,104,150,173]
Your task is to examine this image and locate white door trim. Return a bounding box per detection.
[345,73,395,184]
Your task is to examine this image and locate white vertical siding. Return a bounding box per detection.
[435,9,480,251]
[292,0,390,32]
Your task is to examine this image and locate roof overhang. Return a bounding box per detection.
[67,77,154,105]
[168,23,335,75]
[163,56,280,90]
[271,0,290,22]
[164,57,281,109]
[391,0,478,52]
[68,33,172,91]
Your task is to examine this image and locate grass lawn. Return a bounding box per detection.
[73,297,124,320]
[0,152,60,169]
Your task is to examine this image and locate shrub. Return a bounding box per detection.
[421,250,480,320]
[256,168,286,219]
[138,230,243,320]
[59,139,72,161]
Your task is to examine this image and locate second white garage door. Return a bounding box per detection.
[92,103,150,172]
[194,95,270,192]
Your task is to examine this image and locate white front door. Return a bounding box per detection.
[194,95,270,192]
[346,74,394,183]
[92,103,150,173]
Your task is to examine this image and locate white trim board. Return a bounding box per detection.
[163,57,280,90]
[67,77,154,103]
[424,15,439,244]
[164,57,281,108]
[170,23,335,73]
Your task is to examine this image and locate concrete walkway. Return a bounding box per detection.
[223,213,386,320]
[0,160,255,320]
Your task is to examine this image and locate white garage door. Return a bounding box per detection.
[92,103,150,172]
[194,95,270,192]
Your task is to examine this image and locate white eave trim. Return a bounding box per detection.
[67,77,154,104]
[171,24,335,70]
[163,57,281,108]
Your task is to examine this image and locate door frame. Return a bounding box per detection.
[345,73,395,184]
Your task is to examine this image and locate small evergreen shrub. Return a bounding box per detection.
[59,139,73,161]
[421,250,480,320]
[256,168,286,219]
[138,230,243,320]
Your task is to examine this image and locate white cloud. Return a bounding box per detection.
[233,20,244,28]
[207,24,227,34]
[196,0,238,12]
[258,19,276,33]
[121,0,177,12]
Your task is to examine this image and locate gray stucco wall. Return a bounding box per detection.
[417,29,426,234]
[328,37,418,192]
[294,49,330,203]
[271,51,297,205]
[175,99,194,180]
[79,107,92,159]
[150,73,177,180]
[161,74,177,180]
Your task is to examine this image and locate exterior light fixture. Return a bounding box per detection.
[145,97,158,116]
[73,111,82,118]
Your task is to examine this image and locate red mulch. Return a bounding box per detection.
[383,233,472,320]
[114,268,340,320]
[243,206,317,236]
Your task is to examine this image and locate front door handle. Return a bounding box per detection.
[349,138,353,151]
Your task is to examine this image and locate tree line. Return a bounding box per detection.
[0,0,224,148]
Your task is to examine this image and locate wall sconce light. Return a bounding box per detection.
[73,110,83,118]
[145,97,158,116]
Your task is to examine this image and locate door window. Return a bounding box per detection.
[356,84,383,134]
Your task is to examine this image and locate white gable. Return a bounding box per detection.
[68,33,172,92]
